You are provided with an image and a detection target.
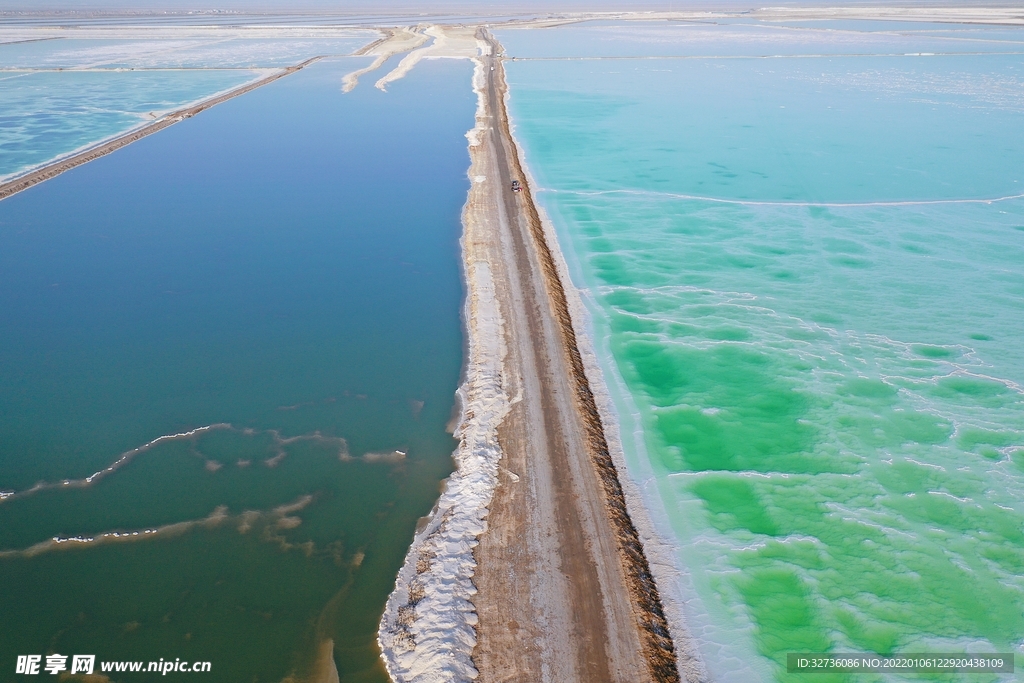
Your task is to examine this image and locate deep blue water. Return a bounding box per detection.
[0,56,475,682]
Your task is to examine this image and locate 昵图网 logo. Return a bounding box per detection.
[16,654,94,675]
[15,655,211,675]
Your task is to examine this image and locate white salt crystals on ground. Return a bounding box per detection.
[378,52,510,683]
[378,261,510,682]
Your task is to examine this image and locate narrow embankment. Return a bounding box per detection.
[479,30,681,682]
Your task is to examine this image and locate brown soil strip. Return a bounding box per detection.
[471,30,680,683]
[0,57,320,202]
[0,37,62,46]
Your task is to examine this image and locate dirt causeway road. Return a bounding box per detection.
[469,30,680,683]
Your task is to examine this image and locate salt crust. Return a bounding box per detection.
[374,25,481,92]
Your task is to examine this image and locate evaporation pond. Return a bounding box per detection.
[0,55,476,683]
[500,20,1024,683]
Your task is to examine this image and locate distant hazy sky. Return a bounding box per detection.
[3,0,1006,14]
[0,0,733,10]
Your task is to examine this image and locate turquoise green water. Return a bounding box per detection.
[500,22,1024,683]
[0,56,475,681]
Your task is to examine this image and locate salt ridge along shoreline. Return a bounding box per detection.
[377,36,512,683]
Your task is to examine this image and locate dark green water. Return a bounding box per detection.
[0,56,475,682]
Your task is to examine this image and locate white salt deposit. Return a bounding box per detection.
[378,53,510,683]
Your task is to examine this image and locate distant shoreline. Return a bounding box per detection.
[0,57,319,203]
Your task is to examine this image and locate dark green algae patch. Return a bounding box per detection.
[591,234,1024,679]
[612,318,1024,680]
[0,56,476,682]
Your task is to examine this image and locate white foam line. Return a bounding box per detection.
[0,425,356,503]
[928,490,975,504]
[0,494,315,559]
[546,187,1024,208]
[949,368,1024,395]
[716,22,1024,46]
[666,469,859,481]
[586,20,1024,40]
[0,423,234,503]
